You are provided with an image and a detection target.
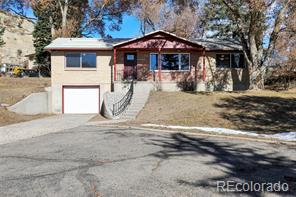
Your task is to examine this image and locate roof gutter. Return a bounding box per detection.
[44,48,114,52]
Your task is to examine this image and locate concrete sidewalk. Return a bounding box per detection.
[0,114,94,145]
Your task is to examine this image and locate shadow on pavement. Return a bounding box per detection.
[148,132,296,196]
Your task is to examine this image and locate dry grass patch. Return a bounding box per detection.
[0,77,50,105]
[133,90,296,134]
[0,77,51,126]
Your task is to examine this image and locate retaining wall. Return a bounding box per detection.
[8,90,51,115]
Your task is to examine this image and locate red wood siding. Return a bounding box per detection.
[115,31,203,50]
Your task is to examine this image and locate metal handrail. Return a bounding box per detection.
[112,80,134,116]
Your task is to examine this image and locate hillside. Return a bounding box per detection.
[0,10,35,65]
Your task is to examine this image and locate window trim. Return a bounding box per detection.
[65,52,97,70]
[149,53,191,72]
[215,52,246,69]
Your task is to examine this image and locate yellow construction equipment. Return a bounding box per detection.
[12,66,25,77]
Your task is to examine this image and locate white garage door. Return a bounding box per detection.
[63,87,100,114]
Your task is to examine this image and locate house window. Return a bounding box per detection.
[216,53,245,68]
[150,53,158,70]
[161,54,179,70]
[180,54,190,70]
[66,53,80,68]
[231,53,245,68]
[216,54,231,68]
[65,52,96,68]
[82,53,96,68]
[149,53,190,71]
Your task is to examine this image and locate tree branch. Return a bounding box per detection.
[263,0,290,65]
[57,0,64,16]
[5,7,36,20]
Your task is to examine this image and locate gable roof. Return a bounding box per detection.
[113,30,203,49]
[44,30,243,51]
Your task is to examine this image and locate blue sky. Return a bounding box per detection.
[105,15,141,38]
[24,8,141,38]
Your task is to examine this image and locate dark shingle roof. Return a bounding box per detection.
[193,38,242,51]
[45,30,243,51]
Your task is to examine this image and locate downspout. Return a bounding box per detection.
[112,48,117,92]
[114,48,117,81]
[158,48,161,82]
[202,48,206,81]
[195,56,198,91]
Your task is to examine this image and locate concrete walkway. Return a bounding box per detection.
[0,115,94,145]
[119,82,151,120]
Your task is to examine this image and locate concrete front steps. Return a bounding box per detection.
[119,83,151,120]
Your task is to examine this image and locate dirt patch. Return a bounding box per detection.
[89,115,108,122]
[0,77,50,105]
[0,108,49,127]
[131,90,296,134]
[0,77,51,126]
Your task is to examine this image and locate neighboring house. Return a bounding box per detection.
[45,30,249,114]
[24,53,36,69]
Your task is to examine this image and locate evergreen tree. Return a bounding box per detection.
[0,26,5,47]
[32,9,52,75]
[204,1,238,38]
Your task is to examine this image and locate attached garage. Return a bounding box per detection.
[62,86,100,114]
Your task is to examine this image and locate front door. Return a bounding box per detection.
[124,53,137,80]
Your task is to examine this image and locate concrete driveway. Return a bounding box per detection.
[0,114,94,145]
[0,125,295,197]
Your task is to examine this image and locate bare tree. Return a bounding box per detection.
[276,1,296,68]
[205,0,295,89]
[81,0,135,38]
[30,0,87,37]
[2,0,134,38]
[268,2,296,89]
[132,0,202,39]
[0,0,35,19]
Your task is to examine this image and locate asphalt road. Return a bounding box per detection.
[0,125,296,197]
